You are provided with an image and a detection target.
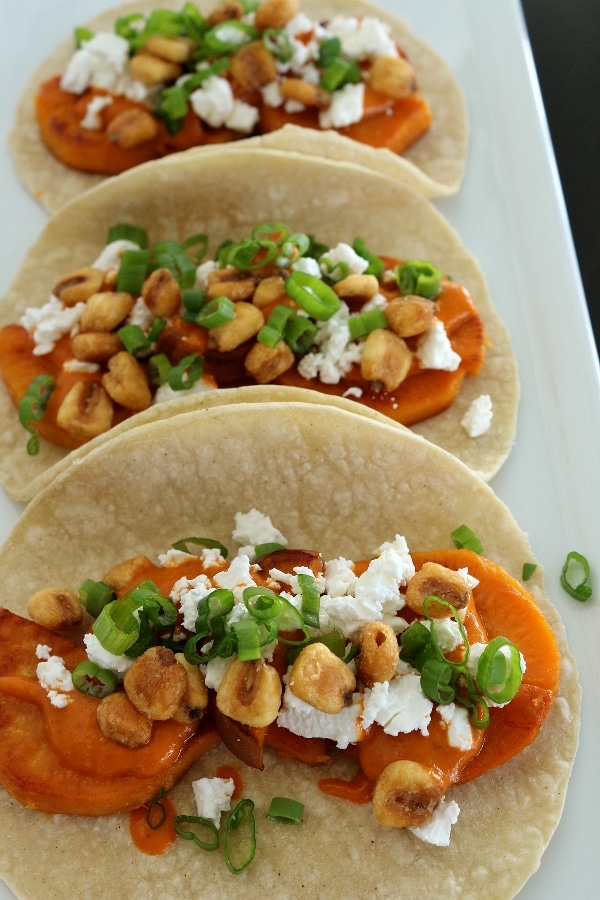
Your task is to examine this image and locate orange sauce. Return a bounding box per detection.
[129,794,178,855]
[318,771,373,805]
[216,765,244,800]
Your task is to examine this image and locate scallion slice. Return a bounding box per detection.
[174,814,219,851]
[320,56,361,92]
[560,551,593,601]
[117,324,153,356]
[107,222,148,248]
[225,799,256,874]
[92,600,140,655]
[266,796,304,824]
[283,314,317,355]
[167,353,203,390]
[297,573,320,629]
[72,660,118,698]
[522,562,537,581]
[203,20,258,52]
[116,249,151,295]
[348,308,388,340]
[476,637,523,703]
[395,260,442,300]
[262,28,294,62]
[171,536,229,558]
[18,374,55,456]
[254,542,285,557]
[148,352,171,387]
[285,271,340,320]
[232,617,262,661]
[257,304,294,347]
[352,238,385,278]
[78,578,115,617]
[195,296,235,328]
[451,524,483,554]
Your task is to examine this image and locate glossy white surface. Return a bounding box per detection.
[1,2,599,897]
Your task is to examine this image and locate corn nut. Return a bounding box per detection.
[405,562,472,617]
[355,621,399,687]
[97,691,153,748]
[288,642,356,714]
[124,646,187,721]
[56,381,114,440]
[27,587,83,630]
[216,658,282,727]
[372,760,446,828]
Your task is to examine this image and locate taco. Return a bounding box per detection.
[0,149,518,501]
[0,402,580,899]
[10,0,468,212]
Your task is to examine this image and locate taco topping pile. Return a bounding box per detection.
[35,0,433,175]
[0,222,488,455]
[0,510,560,864]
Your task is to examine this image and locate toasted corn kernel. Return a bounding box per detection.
[72,331,123,363]
[124,646,187,720]
[144,34,195,63]
[80,291,135,333]
[369,55,418,99]
[102,351,152,411]
[172,653,209,723]
[355,621,399,687]
[101,555,153,592]
[106,108,159,149]
[289,642,356,714]
[279,78,331,109]
[360,328,413,392]
[252,275,287,308]
[372,760,446,828]
[206,269,257,301]
[97,691,153,747]
[245,339,295,383]
[129,51,182,86]
[254,0,299,30]
[53,267,104,307]
[333,274,380,300]
[27,587,83,630]
[56,381,114,440]
[385,296,436,338]
[207,1,244,25]
[405,562,472,617]
[230,41,278,91]
[208,301,264,352]
[216,658,282,727]
[141,267,182,318]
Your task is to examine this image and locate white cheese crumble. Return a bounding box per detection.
[92,239,141,271]
[325,16,398,61]
[152,375,218,405]
[297,302,362,385]
[20,297,85,355]
[81,94,114,130]
[190,76,259,132]
[83,633,133,677]
[319,82,365,129]
[319,242,369,280]
[291,256,322,278]
[192,776,235,826]
[437,703,474,751]
[171,573,214,632]
[232,509,288,559]
[60,32,149,102]
[409,798,460,846]
[35,645,73,708]
[416,319,461,371]
[213,555,257,603]
[63,359,99,373]
[461,394,494,438]
[361,674,433,736]
[277,684,363,749]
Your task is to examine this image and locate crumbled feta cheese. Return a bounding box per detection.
[284,99,305,114]
[324,557,358,597]
[277,684,363,748]
[437,703,474,750]
[292,256,322,278]
[461,394,494,437]
[20,296,85,355]
[325,15,398,60]
[409,798,460,846]
[60,32,149,102]
[343,386,363,398]
[416,319,461,371]
[192,776,235,826]
[232,509,287,559]
[92,239,141,271]
[319,242,369,279]
[261,80,283,107]
[213,555,257,602]
[225,99,259,133]
[81,94,113,129]
[159,548,195,567]
[172,573,213,631]
[63,359,99,373]
[36,649,74,708]
[201,653,234,691]
[319,82,365,129]
[285,13,314,37]
[457,567,479,590]
[361,674,433,736]
[152,375,218,405]
[297,302,362,385]
[126,296,155,332]
[189,76,234,128]
[83,633,133,676]
[194,259,219,291]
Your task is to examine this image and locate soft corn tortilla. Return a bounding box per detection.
[0,148,518,500]
[9,0,468,213]
[0,402,580,900]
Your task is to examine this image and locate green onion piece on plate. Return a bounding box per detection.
[522,562,537,581]
[174,814,220,851]
[348,308,388,340]
[560,551,593,601]
[92,600,140,655]
[225,799,256,874]
[167,353,203,390]
[195,296,235,328]
[476,636,524,703]
[450,524,483,554]
[266,797,304,824]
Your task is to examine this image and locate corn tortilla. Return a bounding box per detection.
[0,402,580,900]
[0,148,518,500]
[9,0,468,213]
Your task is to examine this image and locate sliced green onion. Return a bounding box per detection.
[107,223,148,248]
[352,238,385,278]
[317,36,342,68]
[195,296,236,328]
[279,233,311,265]
[117,324,153,356]
[476,636,523,704]
[92,600,140,655]
[252,221,288,243]
[232,617,262,661]
[203,20,259,53]
[78,579,116,617]
[154,239,198,289]
[274,597,307,640]
[182,59,230,93]
[285,271,340,320]
[266,797,304,824]
[156,85,188,134]
[297,573,320,629]
[182,289,207,314]
[395,260,442,300]
[126,580,178,628]
[72,661,118,698]
[348,308,388,340]
[320,56,361,92]
[451,524,483,554]
[262,28,294,62]
[195,588,235,635]
[283,313,317,355]
[522,562,537,581]
[254,542,285,557]
[319,256,349,283]
[124,610,156,659]
[257,304,295,347]
[174,814,219,851]
[560,551,593,601]
[148,352,171,387]
[420,657,455,704]
[167,353,204,390]
[18,374,55,456]
[243,585,282,621]
[226,238,278,270]
[116,249,151,294]
[225,799,256,874]
[171,536,229,558]
[74,26,94,48]
[399,620,432,669]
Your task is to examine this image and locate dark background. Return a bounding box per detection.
[521,0,599,359]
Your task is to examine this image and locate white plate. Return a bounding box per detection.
[1,2,599,897]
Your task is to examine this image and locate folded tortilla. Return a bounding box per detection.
[9,0,468,213]
[0,148,518,501]
[0,402,580,900]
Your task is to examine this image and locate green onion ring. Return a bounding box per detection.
[285,271,341,320]
[225,799,256,874]
[195,296,235,328]
[78,578,115,617]
[266,796,304,824]
[72,661,118,698]
[450,524,484,554]
[476,636,523,704]
[171,536,229,558]
[560,550,593,601]
[174,814,219,851]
